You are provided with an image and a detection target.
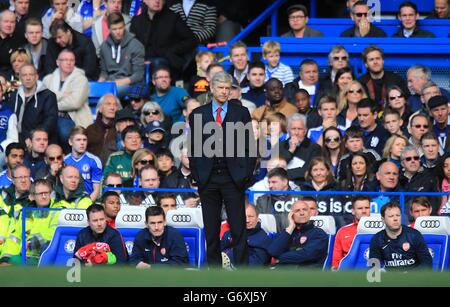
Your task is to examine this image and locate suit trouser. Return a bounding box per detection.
[199,169,248,266]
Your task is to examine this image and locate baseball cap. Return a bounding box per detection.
[286,4,308,17]
[427,95,448,110]
[115,108,135,123]
[128,82,149,100]
[145,120,165,134]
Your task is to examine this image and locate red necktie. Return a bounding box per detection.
[216,107,223,126]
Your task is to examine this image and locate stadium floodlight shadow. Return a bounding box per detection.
[38,209,88,266]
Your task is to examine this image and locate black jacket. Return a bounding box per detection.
[130,5,197,72]
[358,71,410,106]
[392,26,436,38]
[44,29,98,80]
[74,225,128,264]
[0,34,24,75]
[340,24,387,37]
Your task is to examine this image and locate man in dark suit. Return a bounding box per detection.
[188,71,257,267]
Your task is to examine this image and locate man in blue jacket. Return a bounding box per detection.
[369,201,432,271]
[221,203,272,267]
[268,199,328,268]
[130,206,188,268]
[74,204,128,265]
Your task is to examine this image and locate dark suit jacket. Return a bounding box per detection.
[188,101,257,189]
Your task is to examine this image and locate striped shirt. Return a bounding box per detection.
[169,0,217,43]
[265,62,294,86]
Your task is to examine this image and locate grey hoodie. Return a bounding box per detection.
[99,30,145,85]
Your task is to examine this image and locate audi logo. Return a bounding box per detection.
[313,220,324,227]
[364,220,384,228]
[64,213,85,221]
[122,214,143,222]
[420,220,440,228]
[171,214,192,223]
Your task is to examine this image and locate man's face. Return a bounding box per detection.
[152,70,171,92]
[248,67,265,88]
[357,107,376,130]
[45,145,63,169]
[144,0,165,13]
[6,148,25,170]
[265,80,283,104]
[140,168,160,189]
[288,9,307,32]
[430,105,449,124]
[110,22,126,42]
[300,64,318,86]
[160,198,177,214]
[116,119,135,133]
[245,206,259,229]
[60,167,80,192]
[401,150,420,173]
[31,131,49,154]
[12,167,31,194]
[304,200,318,216]
[100,95,118,120]
[123,132,142,152]
[207,66,224,82]
[352,199,370,222]
[53,0,68,13]
[88,211,107,235]
[104,176,123,193]
[421,86,441,104]
[230,47,248,71]
[345,137,364,152]
[157,155,173,173]
[294,92,310,111]
[422,139,440,160]
[268,175,288,191]
[54,29,72,48]
[31,183,51,207]
[351,4,369,26]
[409,116,429,140]
[330,50,349,71]
[383,207,402,232]
[147,214,165,237]
[435,0,449,18]
[25,24,43,46]
[291,201,311,225]
[14,0,29,16]
[0,11,16,36]
[411,203,432,221]
[57,51,75,75]
[106,0,122,14]
[19,65,38,90]
[407,70,427,94]
[376,163,399,190]
[399,6,418,30]
[69,133,87,155]
[318,102,337,120]
[289,119,306,141]
[103,196,121,219]
[211,81,231,104]
[365,50,384,74]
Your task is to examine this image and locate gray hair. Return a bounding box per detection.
[400,145,419,161]
[328,45,349,65]
[407,65,432,81]
[11,164,30,178]
[210,71,233,89]
[421,81,441,94]
[97,93,122,113]
[287,113,307,130]
[140,101,165,124]
[0,10,15,23]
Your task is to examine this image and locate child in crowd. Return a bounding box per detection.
[383,108,406,136]
[262,40,294,86]
[143,121,169,153]
[189,51,216,98]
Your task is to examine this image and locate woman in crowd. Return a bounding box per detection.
[382,134,410,170]
[384,85,412,127]
[338,80,367,128]
[436,152,450,216]
[140,101,172,132]
[126,148,158,187]
[321,126,345,176]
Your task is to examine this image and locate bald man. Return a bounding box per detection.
[54,165,93,208]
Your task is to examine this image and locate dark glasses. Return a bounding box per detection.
[106,183,123,188]
[389,95,403,101]
[325,137,340,143]
[333,56,348,61]
[354,12,368,17]
[143,110,160,116]
[48,155,63,161]
[139,159,153,165]
[404,156,420,162]
[348,89,363,94]
[413,124,429,129]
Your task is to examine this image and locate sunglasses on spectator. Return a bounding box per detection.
[333,56,348,61]
[354,12,368,17]
[325,137,340,143]
[138,159,153,165]
[348,89,363,94]
[106,183,123,188]
[413,124,429,129]
[404,156,420,162]
[48,155,63,161]
[389,95,403,101]
[143,110,160,116]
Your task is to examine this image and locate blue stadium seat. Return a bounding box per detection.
[88,82,118,116]
[311,215,336,270]
[338,216,385,270]
[39,209,88,266]
[414,216,450,271]
[115,206,147,257]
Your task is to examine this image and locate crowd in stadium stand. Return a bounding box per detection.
[0,0,449,269]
